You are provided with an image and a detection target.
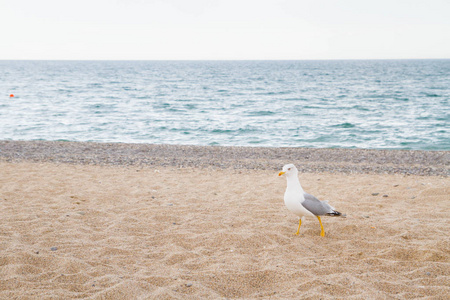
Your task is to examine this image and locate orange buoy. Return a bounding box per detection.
[9,94,14,98]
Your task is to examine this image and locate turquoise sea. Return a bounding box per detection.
[0,60,449,150]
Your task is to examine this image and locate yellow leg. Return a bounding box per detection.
[317,216,325,237]
[295,219,302,235]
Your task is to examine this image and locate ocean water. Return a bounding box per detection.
[0,60,449,150]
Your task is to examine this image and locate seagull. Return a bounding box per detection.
[279,164,344,237]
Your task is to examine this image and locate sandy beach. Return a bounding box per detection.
[0,141,449,299]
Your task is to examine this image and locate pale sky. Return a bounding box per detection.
[1,0,449,60]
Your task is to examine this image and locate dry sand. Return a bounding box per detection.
[0,142,449,299]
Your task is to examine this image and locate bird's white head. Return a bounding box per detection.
[278,164,298,177]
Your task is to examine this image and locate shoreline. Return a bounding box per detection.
[0,140,448,176]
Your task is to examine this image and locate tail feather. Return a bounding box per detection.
[326,210,346,218]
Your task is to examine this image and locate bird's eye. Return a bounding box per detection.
[288,168,291,170]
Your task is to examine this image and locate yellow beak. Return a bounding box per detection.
[278,171,285,176]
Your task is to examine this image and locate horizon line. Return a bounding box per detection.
[1,58,449,62]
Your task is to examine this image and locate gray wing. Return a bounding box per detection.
[301,192,335,216]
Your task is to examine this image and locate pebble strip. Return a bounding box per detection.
[0,140,448,176]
